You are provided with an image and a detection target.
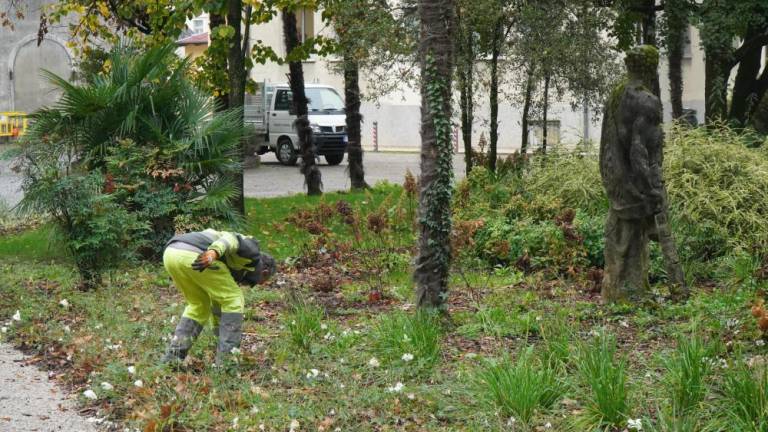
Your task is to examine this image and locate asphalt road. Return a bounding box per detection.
[0,151,468,207]
[245,151,466,197]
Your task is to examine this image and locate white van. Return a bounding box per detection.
[245,83,348,166]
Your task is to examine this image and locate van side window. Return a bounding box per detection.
[274,90,293,111]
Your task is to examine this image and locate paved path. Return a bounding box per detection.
[0,151,468,207]
[0,344,99,432]
[245,152,466,197]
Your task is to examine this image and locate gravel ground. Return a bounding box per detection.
[0,343,99,432]
[0,150,468,207]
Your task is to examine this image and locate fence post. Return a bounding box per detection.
[373,121,379,152]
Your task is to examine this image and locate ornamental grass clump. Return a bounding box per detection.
[711,364,768,431]
[573,332,630,431]
[474,347,566,425]
[372,311,441,374]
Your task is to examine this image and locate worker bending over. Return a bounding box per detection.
[162,229,276,365]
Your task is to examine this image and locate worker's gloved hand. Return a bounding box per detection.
[192,250,219,272]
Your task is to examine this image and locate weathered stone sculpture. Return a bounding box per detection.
[599,46,687,302]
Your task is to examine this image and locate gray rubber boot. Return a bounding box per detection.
[215,312,243,366]
[161,317,203,364]
[211,303,222,337]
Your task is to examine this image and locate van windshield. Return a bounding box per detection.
[306,88,344,113]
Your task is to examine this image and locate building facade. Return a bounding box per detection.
[0,0,75,114]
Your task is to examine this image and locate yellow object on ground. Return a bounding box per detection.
[162,248,244,326]
[0,112,28,137]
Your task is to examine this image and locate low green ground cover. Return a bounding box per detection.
[1,183,767,431]
[2,126,768,431]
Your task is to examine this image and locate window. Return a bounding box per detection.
[192,19,205,34]
[530,120,561,147]
[274,90,293,111]
[306,88,344,112]
[299,9,315,42]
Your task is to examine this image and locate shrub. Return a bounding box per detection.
[18,172,146,288]
[573,332,630,431]
[456,125,768,279]
[372,311,442,374]
[474,347,566,424]
[18,43,245,277]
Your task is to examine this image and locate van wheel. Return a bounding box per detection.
[325,154,344,166]
[277,138,298,166]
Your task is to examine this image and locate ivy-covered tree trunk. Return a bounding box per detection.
[415,0,455,310]
[227,0,246,214]
[282,10,322,195]
[665,0,686,120]
[209,11,230,110]
[521,67,534,156]
[639,0,660,98]
[542,71,550,154]
[488,18,501,172]
[344,54,368,190]
[458,25,473,176]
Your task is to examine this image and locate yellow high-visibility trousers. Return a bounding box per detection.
[163,248,244,327]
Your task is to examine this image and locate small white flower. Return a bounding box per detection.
[619,320,629,328]
[324,332,334,340]
[320,323,328,330]
[250,406,260,414]
[133,380,143,388]
[465,352,477,359]
[308,369,320,378]
[63,325,71,333]
[83,389,98,400]
[12,310,20,321]
[59,299,70,308]
[756,339,765,347]
[387,382,405,393]
[230,347,241,355]
[368,357,380,368]
[1,327,7,333]
[289,419,300,431]
[170,315,177,324]
[100,382,113,391]
[232,417,239,428]
[407,393,415,400]
[127,366,136,375]
[401,353,414,362]
[545,422,552,429]
[628,418,643,430]
[506,417,516,426]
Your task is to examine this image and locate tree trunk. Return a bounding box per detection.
[209,11,230,110]
[226,0,246,215]
[667,22,685,119]
[542,72,550,154]
[729,26,764,126]
[704,49,729,124]
[489,18,501,171]
[521,67,534,156]
[415,0,455,310]
[344,54,368,190]
[639,0,660,98]
[458,27,473,176]
[282,10,322,195]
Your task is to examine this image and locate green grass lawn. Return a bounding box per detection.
[1,187,767,431]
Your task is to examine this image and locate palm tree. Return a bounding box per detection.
[19,43,245,282]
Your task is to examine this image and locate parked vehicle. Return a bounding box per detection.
[245,83,348,166]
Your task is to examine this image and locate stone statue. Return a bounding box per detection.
[599,45,687,302]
